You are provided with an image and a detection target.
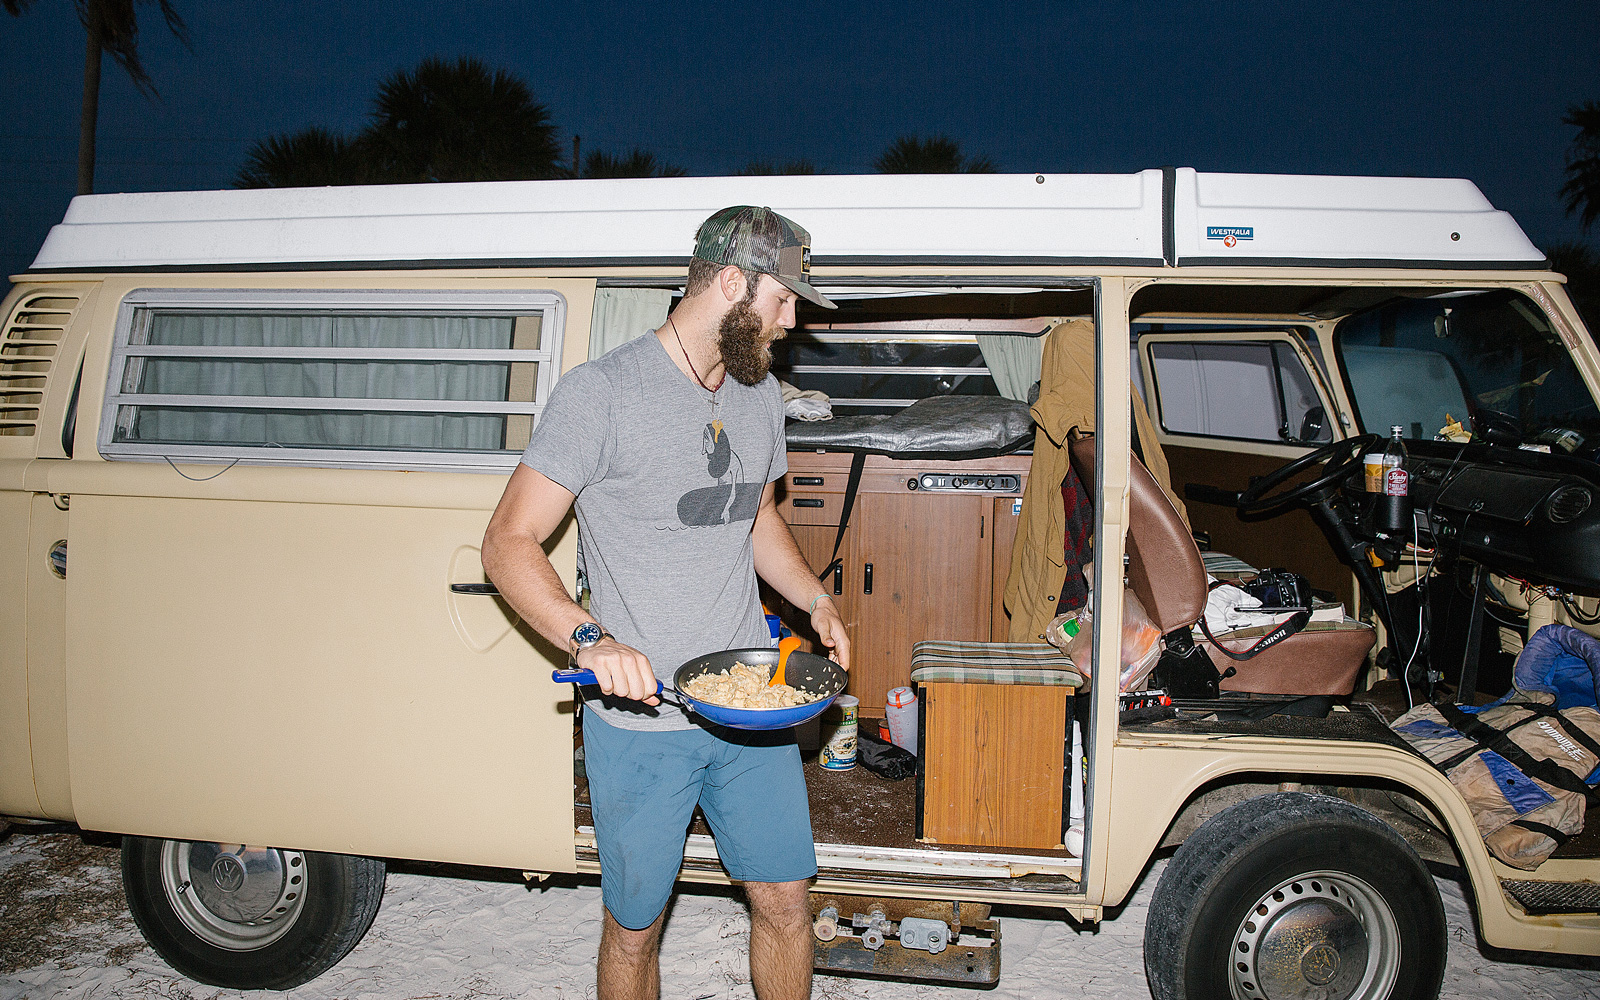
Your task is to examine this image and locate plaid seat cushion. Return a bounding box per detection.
[1201,550,1259,579]
[909,640,1084,687]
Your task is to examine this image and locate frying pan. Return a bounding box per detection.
[552,646,846,731]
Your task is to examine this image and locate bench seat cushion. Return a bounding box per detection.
[910,640,1084,688]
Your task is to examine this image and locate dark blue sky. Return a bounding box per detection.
[4,1,1598,280]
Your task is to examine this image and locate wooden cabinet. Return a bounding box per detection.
[770,452,1030,717]
[919,681,1069,849]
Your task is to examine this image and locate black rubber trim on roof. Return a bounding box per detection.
[812,254,1165,267]
[26,253,1168,275]
[1175,255,1551,270]
[597,274,1098,288]
[1161,166,1176,267]
[27,252,1549,276]
[25,255,694,274]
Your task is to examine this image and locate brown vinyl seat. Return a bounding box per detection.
[1068,435,1374,696]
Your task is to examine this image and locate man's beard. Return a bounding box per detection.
[717,295,781,386]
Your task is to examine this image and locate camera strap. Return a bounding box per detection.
[1198,609,1312,661]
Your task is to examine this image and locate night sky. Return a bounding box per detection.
[3,1,1598,281]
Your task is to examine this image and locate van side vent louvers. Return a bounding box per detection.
[1547,485,1592,524]
[0,292,79,437]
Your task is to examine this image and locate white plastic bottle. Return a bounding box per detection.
[885,686,918,754]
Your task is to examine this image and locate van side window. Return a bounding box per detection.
[99,290,565,470]
[1147,340,1331,445]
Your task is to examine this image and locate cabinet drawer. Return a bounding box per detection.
[784,490,842,525]
[787,471,843,491]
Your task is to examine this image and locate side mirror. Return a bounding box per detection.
[1296,406,1328,443]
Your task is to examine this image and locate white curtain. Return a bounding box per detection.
[590,288,671,358]
[129,313,515,451]
[975,333,1045,402]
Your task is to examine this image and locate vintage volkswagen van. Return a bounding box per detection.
[2,170,1598,999]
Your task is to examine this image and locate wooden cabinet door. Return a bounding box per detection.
[847,492,991,714]
[990,495,1024,640]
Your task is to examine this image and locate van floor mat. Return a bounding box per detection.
[1501,878,1600,914]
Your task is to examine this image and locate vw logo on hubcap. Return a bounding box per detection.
[210,854,247,893]
[1301,943,1341,986]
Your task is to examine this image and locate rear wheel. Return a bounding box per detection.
[122,836,385,990]
[1144,791,1446,1000]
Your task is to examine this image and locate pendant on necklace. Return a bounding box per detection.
[710,418,724,443]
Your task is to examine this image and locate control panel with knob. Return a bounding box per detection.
[908,473,1020,493]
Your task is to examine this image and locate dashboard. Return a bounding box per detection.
[1395,441,1600,594]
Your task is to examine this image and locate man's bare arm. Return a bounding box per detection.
[751,481,851,671]
[482,464,659,704]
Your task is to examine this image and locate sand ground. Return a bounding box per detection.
[2,826,1597,999]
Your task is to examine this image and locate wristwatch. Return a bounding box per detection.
[570,621,612,656]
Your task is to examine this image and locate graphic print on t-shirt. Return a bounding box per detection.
[677,419,763,526]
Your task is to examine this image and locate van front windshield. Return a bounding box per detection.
[1335,289,1600,447]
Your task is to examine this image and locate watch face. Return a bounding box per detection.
[572,622,603,648]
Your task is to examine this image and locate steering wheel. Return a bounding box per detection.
[1236,434,1381,516]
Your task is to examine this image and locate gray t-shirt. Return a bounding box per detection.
[520,332,788,730]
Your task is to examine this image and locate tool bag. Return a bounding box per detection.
[1392,624,1600,869]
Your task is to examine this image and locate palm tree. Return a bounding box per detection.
[362,56,562,183]
[580,149,687,178]
[737,159,819,175]
[4,0,190,195]
[1561,100,1600,232]
[234,127,375,189]
[873,135,996,174]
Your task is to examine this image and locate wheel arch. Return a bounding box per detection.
[1102,738,1502,927]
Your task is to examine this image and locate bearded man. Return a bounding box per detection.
[482,205,851,1000]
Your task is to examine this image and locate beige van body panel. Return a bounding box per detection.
[25,492,71,818]
[1079,277,1132,909]
[0,476,37,817]
[0,281,98,818]
[62,489,577,869]
[1105,735,1600,956]
[39,272,596,873]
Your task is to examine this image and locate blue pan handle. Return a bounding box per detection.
[551,667,666,698]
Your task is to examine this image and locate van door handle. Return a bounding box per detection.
[791,498,825,508]
[793,476,825,486]
[450,583,500,595]
[863,563,873,595]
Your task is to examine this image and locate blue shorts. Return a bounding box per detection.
[582,710,818,930]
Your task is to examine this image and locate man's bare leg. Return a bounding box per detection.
[598,907,665,1000]
[744,879,814,1000]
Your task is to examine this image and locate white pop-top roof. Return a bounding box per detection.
[28,167,1545,272]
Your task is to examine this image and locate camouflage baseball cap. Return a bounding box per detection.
[692,205,837,309]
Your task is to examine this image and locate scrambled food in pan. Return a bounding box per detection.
[681,661,818,709]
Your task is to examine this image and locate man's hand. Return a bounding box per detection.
[809,595,851,672]
[576,637,660,706]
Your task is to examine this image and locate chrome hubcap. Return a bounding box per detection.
[160,841,307,951]
[1229,871,1400,1000]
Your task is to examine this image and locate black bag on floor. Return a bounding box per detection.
[858,729,917,780]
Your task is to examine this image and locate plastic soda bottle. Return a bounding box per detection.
[1379,425,1411,536]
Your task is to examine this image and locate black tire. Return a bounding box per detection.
[1144,792,1446,1000]
[122,836,385,990]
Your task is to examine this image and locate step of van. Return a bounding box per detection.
[1501,878,1600,915]
[810,894,1000,985]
